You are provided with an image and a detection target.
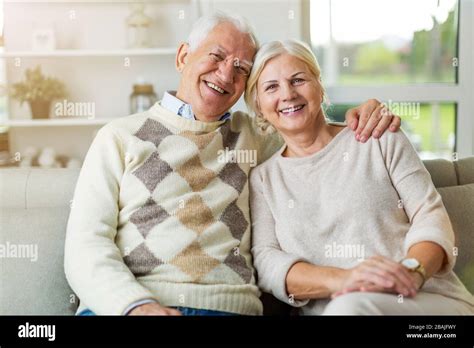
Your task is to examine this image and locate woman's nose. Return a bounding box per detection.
[281,83,297,101]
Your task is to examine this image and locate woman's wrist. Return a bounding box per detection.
[330,268,351,294]
[409,271,425,290]
[287,263,349,299]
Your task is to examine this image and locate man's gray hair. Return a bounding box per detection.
[187,12,259,52]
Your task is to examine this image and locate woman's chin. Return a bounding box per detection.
[278,118,308,132]
[274,123,306,135]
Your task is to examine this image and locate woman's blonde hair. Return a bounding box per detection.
[244,39,326,134]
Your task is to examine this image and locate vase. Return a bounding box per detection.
[29,100,51,119]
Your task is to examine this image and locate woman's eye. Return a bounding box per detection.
[292,78,304,84]
[265,85,277,91]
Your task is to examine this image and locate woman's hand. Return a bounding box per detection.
[128,302,182,316]
[334,255,419,298]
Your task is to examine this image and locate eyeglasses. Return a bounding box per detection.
[208,51,252,77]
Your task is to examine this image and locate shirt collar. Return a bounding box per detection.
[161,91,232,121]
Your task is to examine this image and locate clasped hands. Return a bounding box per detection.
[333,255,424,299]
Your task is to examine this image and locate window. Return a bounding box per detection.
[309,0,474,160]
[0,0,5,124]
[311,0,458,85]
[326,102,456,159]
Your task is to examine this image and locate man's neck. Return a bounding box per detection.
[172,91,229,122]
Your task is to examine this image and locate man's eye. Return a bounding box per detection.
[237,66,250,76]
[210,53,223,61]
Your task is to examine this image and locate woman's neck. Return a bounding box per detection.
[281,113,340,158]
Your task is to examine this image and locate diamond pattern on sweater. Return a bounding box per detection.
[170,241,220,282]
[176,195,215,235]
[176,154,216,192]
[180,130,217,150]
[224,251,252,284]
[133,151,173,193]
[130,197,170,238]
[134,118,173,147]
[219,199,248,241]
[129,117,252,285]
[219,122,240,150]
[123,242,163,276]
[218,162,247,194]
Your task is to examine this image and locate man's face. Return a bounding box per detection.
[176,22,256,122]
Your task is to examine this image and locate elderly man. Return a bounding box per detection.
[64,12,401,316]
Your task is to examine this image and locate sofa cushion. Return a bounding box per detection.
[0,207,78,314]
[0,168,79,209]
[437,184,474,293]
[0,168,79,314]
[423,159,458,188]
[0,169,29,208]
[455,157,474,185]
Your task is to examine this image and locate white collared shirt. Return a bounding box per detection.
[161,91,231,121]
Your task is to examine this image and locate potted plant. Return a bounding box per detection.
[11,66,67,119]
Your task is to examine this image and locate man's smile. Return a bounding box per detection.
[204,80,229,94]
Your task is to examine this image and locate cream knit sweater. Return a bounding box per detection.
[65,102,281,315]
[250,126,474,315]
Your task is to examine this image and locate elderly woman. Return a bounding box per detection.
[246,39,474,315]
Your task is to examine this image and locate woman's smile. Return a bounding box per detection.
[278,104,306,117]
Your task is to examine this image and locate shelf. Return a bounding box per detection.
[0,48,176,58]
[3,118,111,127]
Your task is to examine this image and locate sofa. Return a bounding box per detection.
[1,157,473,315]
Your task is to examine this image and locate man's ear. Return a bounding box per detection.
[176,42,190,73]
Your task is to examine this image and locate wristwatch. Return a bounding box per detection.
[400,258,426,288]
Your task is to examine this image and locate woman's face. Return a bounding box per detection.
[256,53,323,134]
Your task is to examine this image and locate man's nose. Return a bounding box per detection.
[215,59,234,84]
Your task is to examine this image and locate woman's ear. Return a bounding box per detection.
[176,42,189,73]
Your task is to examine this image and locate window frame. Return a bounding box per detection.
[303,0,474,157]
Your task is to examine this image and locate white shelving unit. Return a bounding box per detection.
[5,118,111,127]
[1,48,176,58]
[1,0,197,161]
[1,47,176,129]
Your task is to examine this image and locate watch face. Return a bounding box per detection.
[402,258,419,269]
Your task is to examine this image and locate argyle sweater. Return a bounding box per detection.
[64,102,282,315]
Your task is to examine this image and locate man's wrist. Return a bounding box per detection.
[123,299,158,315]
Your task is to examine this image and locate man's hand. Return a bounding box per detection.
[128,302,182,316]
[345,99,401,142]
